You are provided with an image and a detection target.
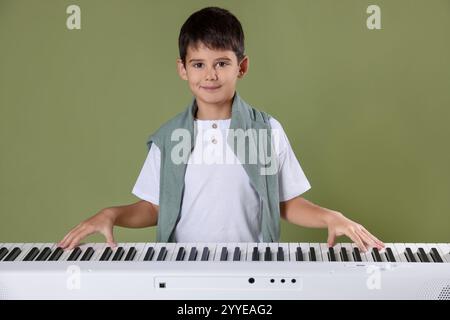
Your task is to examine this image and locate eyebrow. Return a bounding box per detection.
[187,57,233,63]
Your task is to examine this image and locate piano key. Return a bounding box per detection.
[405,247,417,262]
[328,246,337,262]
[134,242,150,261]
[416,243,435,263]
[308,243,322,261]
[340,246,349,261]
[176,247,186,261]
[371,248,382,262]
[23,247,40,261]
[277,247,284,261]
[385,247,396,262]
[429,247,444,263]
[124,247,137,261]
[264,247,272,261]
[80,247,95,261]
[67,247,82,261]
[36,246,52,261]
[437,243,450,262]
[4,247,22,261]
[48,247,64,261]
[251,246,259,261]
[156,247,168,261]
[0,247,10,261]
[220,247,228,261]
[295,247,303,261]
[309,247,317,261]
[351,243,367,262]
[417,247,430,263]
[15,243,34,262]
[200,247,210,261]
[100,247,113,261]
[405,243,421,262]
[393,243,409,262]
[188,247,198,261]
[233,247,241,261]
[112,247,125,261]
[340,243,355,262]
[275,242,289,261]
[144,246,155,261]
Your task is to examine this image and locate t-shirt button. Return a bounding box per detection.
[212,123,218,129]
[211,138,217,144]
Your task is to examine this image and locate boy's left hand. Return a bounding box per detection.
[325,211,385,252]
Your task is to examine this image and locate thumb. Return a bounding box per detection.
[327,231,336,248]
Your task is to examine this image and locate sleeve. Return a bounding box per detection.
[269,118,312,202]
[131,143,161,205]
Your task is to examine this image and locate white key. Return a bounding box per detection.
[91,243,107,261]
[16,243,39,261]
[136,242,154,261]
[437,243,450,262]
[288,243,298,261]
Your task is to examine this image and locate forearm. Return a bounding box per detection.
[280,196,338,228]
[107,200,158,228]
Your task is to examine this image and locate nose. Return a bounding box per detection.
[205,66,218,81]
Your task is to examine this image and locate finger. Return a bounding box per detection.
[347,230,367,252]
[102,229,116,248]
[327,231,336,247]
[356,228,379,249]
[58,226,82,248]
[66,227,94,250]
[361,227,385,248]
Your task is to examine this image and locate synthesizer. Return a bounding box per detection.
[0,242,449,300]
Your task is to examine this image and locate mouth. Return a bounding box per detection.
[201,85,221,91]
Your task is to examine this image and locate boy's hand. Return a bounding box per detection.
[57,208,117,250]
[325,211,384,252]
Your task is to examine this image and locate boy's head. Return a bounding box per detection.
[177,7,249,109]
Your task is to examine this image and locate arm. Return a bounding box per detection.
[58,200,159,250]
[280,196,384,252]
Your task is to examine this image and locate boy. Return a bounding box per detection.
[58,7,384,252]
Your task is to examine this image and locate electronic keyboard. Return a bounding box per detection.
[0,242,449,300]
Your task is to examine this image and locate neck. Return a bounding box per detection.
[195,97,233,120]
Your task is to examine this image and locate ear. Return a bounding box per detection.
[238,56,249,79]
[176,58,188,81]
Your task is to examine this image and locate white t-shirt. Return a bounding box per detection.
[132,117,311,242]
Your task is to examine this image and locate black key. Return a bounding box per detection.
[264,247,272,261]
[188,247,198,261]
[430,248,443,263]
[405,247,416,262]
[23,247,40,261]
[48,247,63,261]
[309,247,317,261]
[233,247,241,261]
[67,247,82,261]
[340,247,349,262]
[372,248,382,262]
[277,247,284,261]
[124,247,136,261]
[176,247,186,261]
[200,247,209,261]
[100,247,113,261]
[352,247,362,262]
[144,247,155,261]
[36,247,52,261]
[4,247,22,261]
[385,247,396,262]
[295,247,303,261]
[112,247,125,261]
[417,248,430,263]
[0,247,9,261]
[220,247,228,261]
[252,247,259,261]
[156,247,167,261]
[80,247,95,261]
[328,247,336,261]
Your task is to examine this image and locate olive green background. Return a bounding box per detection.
[1,0,449,244]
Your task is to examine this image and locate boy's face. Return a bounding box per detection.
[177,42,248,109]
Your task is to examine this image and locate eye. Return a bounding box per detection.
[193,63,204,68]
[217,61,229,67]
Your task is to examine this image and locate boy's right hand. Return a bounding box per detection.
[57,208,117,250]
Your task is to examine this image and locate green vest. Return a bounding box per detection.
[147,92,280,242]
